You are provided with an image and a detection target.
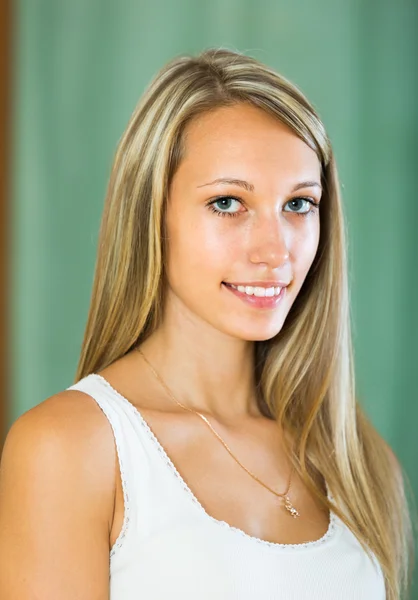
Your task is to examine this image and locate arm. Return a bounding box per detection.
[0,390,116,599]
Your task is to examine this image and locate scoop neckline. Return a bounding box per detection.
[91,372,340,552]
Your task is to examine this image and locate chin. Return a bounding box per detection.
[224,321,285,342]
[243,330,282,342]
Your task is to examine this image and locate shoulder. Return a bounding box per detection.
[1,387,117,530]
[5,385,116,481]
[2,390,115,506]
[0,389,116,597]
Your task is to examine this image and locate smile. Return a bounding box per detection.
[228,284,282,297]
[222,282,287,309]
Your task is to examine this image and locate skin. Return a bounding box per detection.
[138,102,322,418]
[0,102,328,599]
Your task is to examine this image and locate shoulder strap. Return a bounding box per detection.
[67,374,143,559]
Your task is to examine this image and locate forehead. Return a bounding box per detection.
[177,103,321,187]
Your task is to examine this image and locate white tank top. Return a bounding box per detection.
[67,373,386,599]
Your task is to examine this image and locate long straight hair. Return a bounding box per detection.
[75,48,414,599]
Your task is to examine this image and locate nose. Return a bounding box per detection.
[248,213,290,268]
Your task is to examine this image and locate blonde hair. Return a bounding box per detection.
[75,48,415,598]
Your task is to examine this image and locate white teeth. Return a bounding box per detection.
[229,284,282,297]
[253,286,265,297]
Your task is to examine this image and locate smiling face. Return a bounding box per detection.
[164,103,322,341]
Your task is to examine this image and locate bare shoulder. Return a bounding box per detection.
[1,388,117,517]
[0,389,116,599]
[10,387,116,450]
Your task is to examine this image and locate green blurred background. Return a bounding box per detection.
[9,0,418,595]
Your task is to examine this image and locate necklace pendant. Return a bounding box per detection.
[283,494,300,518]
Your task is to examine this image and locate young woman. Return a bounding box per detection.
[0,48,413,599]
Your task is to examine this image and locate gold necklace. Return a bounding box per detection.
[137,347,300,518]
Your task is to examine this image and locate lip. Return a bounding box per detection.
[222,282,287,309]
[225,280,291,288]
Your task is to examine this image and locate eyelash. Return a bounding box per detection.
[206,195,320,218]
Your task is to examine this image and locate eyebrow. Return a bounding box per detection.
[196,178,322,193]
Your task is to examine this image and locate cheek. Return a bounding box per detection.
[166,211,233,288]
[289,219,320,276]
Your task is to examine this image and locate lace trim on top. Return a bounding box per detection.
[93,374,339,555]
[108,411,131,559]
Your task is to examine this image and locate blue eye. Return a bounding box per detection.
[207,196,242,218]
[284,197,319,215]
[206,195,319,218]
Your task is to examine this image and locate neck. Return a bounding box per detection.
[137,318,262,422]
